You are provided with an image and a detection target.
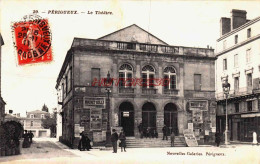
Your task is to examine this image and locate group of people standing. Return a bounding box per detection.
[111,129,126,153]
[22,130,34,148]
[138,123,158,139]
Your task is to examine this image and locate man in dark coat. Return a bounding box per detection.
[215,132,221,147]
[111,129,119,153]
[162,124,168,140]
[28,131,34,144]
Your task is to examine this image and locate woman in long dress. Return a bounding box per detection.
[119,129,126,152]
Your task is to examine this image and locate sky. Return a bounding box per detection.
[0,0,260,116]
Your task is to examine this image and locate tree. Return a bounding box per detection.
[42,104,49,112]
[41,111,57,137]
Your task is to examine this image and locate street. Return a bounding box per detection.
[0,138,260,164]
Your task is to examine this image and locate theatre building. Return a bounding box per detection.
[216,10,260,142]
[56,24,216,148]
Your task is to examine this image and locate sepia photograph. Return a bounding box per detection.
[0,0,260,163]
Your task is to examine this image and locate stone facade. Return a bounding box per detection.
[56,24,216,148]
[216,10,260,142]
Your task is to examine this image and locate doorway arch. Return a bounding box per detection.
[119,102,134,136]
[142,102,157,129]
[164,103,179,135]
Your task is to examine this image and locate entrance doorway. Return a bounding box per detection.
[119,102,134,136]
[164,103,178,135]
[142,102,156,130]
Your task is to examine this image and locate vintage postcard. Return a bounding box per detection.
[0,0,260,164]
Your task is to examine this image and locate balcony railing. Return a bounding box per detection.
[163,89,179,95]
[142,88,157,94]
[119,87,135,94]
[217,86,255,100]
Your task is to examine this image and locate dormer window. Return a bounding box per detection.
[30,114,34,118]
[41,114,45,119]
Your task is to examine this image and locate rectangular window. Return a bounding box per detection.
[163,75,169,89]
[194,74,201,91]
[170,75,177,89]
[234,54,238,67]
[247,73,252,87]
[223,40,227,50]
[31,121,33,126]
[67,69,71,92]
[149,74,154,88]
[142,73,147,88]
[127,73,132,87]
[30,114,34,118]
[247,101,252,111]
[235,35,238,44]
[246,49,251,63]
[91,68,100,86]
[235,103,239,113]
[223,58,227,70]
[247,28,251,38]
[119,72,124,87]
[234,77,239,92]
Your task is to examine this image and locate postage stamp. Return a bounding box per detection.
[12,14,52,65]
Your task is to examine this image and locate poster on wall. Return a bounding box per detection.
[90,108,102,130]
[192,109,203,124]
[74,124,80,137]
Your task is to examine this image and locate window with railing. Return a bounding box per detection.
[247,73,252,87]
[142,65,155,89]
[163,66,177,90]
[119,64,133,88]
[247,101,252,111]
[234,77,239,92]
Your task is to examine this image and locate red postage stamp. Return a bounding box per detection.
[12,14,52,65]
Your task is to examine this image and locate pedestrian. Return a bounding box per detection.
[111,129,118,153]
[215,132,221,147]
[22,130,30,148]
[119,129,126,152]
[252,131,258,146]
[78,132,87,151]
[162,124,168,140]
[28,131,34,144]
[85,134,92,151]
[170,132,175,147]
[138,123,143,138]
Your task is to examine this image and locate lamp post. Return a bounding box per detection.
[222,79,230,145]
[105,71,112,147]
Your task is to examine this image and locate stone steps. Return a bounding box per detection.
[125,136,186,148]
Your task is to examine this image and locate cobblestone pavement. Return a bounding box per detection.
[1,138,260,164]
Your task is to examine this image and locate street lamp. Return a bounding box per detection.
[222,79,230,145]
[105,71,112,147]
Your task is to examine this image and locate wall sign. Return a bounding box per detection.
[84,97,106,109]
[90,108,102,130]
[189,100,208,111]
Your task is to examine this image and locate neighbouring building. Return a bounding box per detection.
[216,9,260,142]
[56,24,216,148]
[20,110,51,137]
[0,34,6,125]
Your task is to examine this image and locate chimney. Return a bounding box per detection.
[220,17,231,36]
[231,9,247,30]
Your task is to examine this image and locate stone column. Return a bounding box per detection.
[158,65,163,94]
[136,63,141,95]
[134,109,142,138]
[157,105,164,138]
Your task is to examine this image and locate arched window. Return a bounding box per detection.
[164,66,177,89]
[142,65,155,88]
[119,64,133,87]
